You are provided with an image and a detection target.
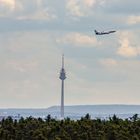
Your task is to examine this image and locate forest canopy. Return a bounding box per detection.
[0,114,140,140]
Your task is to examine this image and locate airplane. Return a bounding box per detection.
[94,30,116,35]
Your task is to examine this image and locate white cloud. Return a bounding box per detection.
[66,0,108,17]
[0,0,23,17]
[1,0,140,107]
[66,0,83,17]
[127,15,140,25]
[18,10,56,21]
[6,60,39,73]
[84,0,96,7]
[0,0,19,16]
[0,0,56,21]
[56,32,99,47]
[117,32,140,57]
[66,0,97,17]
[36,0,43,7]
[100,58,118,67]
[117,38,138,57]
[0,0,15,10]
[0,31,62,107]
[16,0,57,21]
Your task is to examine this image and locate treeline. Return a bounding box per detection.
[0,114,140,140]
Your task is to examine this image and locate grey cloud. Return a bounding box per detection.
[101,0,140,15]
[0,0,140,107]
[0,0,138,33]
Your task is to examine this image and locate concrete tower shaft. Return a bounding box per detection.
[59,55,66,119]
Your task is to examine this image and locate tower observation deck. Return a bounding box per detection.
[59,55,66,119]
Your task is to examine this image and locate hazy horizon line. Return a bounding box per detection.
[1,104,140,109]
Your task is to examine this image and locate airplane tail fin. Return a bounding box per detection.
[94,30,97,33]
[94,30,98,35]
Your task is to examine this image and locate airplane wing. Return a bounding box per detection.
[109,31,116,33]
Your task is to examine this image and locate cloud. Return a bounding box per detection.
[117,38,137,57]
[84,0,96,7]
[0,0,17,16]
[17,10,56,21]
[16,0,57,21]
[1,0,140,107]
[0,0,56,21]
[99,58,118,67]
[127,15,140,25]
[6,60,39,73]
[117,32,140,57]
[0,0,15,10]
[66,0,97,17]
[0,30,63,107]
[101,0,140,15]
[56,32,99,47]
[66,0,83,17]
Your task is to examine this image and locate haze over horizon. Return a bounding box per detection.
[0,0,140,108]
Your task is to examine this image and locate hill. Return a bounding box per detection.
[0,105,140,119]
[46,105,140,119]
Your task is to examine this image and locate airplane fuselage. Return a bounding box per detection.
[95,30,116,35]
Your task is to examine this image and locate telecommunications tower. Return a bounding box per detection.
[59,55,66,119]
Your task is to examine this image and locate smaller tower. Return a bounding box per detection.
[59,55,66,119]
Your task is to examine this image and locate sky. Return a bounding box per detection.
[0,0,140,108]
